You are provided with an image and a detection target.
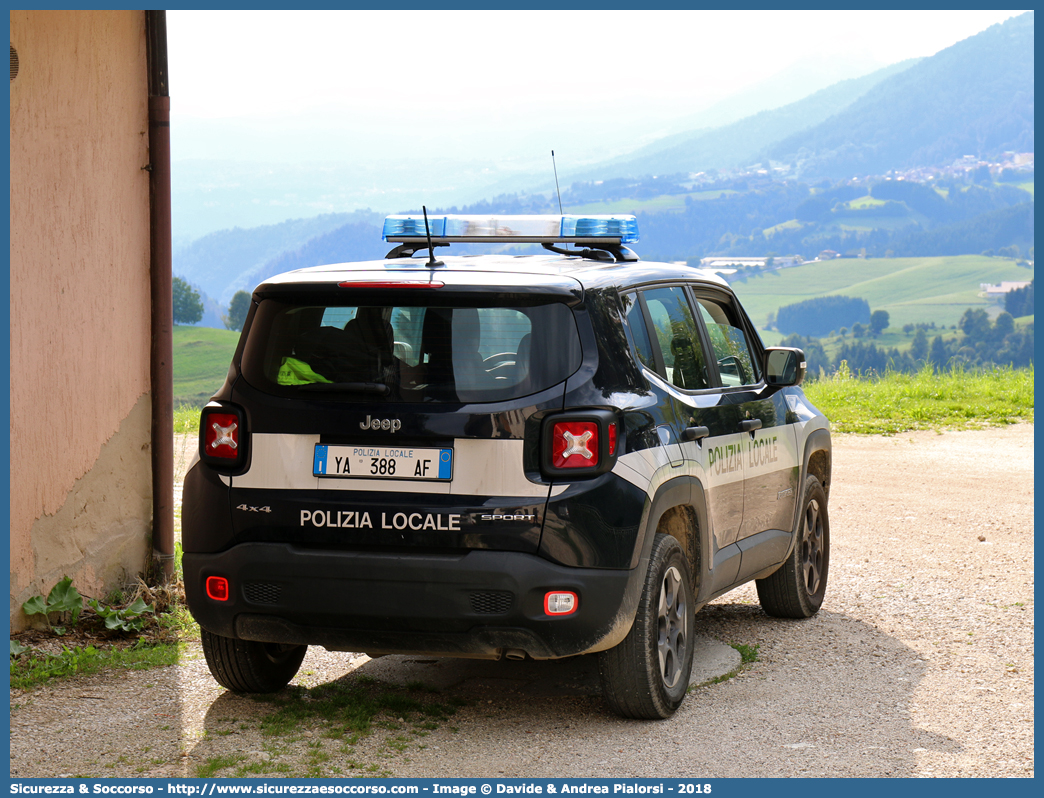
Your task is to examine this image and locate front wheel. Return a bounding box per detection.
[599,533,695,719]
[756,474,830,618]
[200,628,307,693]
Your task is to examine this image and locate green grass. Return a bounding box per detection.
[174,405,202,435]
[732,254,1034,332]
[10,641,185,691]
[173,325,240,408]
[687,189,740,201]
[804,363,1034,435]
[763,219,805,236]
[846,195,886,209]
[834,214,921,232]
[1016,181,1034,198]
[257,680,460,742]
[567,195,688,215]
[195,754,246,779]
[567,189,738,216]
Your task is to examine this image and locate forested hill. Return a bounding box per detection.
[572,59,920,182]
[762,12,1034,180]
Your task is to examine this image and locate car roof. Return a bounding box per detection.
[257,253,730,295]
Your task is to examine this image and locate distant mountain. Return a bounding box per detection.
[172,211,379,303]
[235,220,387,295]
[170,52,896,240]
[656,52,895,135]
[762,12,1033,179]
[564,59,920,182]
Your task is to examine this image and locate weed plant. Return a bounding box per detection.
[11,563,198,691]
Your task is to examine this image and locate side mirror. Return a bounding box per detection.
[765,347,806,386]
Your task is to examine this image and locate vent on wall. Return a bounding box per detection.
[10,45,18,81]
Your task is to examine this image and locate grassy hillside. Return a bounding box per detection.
[173,325,240,408]
[568,189,739,216]
[732,255,1033,332]
[804,364,1033,434]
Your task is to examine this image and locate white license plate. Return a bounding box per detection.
[313,444,453,481]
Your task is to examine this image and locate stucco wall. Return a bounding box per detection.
[9,10,153,627]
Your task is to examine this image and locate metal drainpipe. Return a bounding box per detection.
[146,10,175,583]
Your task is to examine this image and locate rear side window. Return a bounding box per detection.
[621,292,655,370]
[241,299,582,403]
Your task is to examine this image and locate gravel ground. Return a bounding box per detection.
[10,425,1034,778]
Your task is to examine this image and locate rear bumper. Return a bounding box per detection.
[184,544,643,660]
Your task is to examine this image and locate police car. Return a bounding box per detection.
[182,213,831,720]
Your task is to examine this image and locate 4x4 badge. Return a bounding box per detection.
[360,415,401,433]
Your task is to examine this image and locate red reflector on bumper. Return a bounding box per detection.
[206,576,230,602]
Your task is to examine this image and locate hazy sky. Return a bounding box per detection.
[165,8,1029,236]
[168,9,1024,123]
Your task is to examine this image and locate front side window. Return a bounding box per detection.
[639,286,711,391]
[241,299,582,403]
[693,295,759,387]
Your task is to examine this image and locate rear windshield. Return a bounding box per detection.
[240,299,583,403]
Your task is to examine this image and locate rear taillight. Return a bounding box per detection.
[199,405,247,469]
[204,413,239,458]
[541,410,619,479]
[552,421,599,469]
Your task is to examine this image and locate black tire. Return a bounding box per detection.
[756,474,830,618]
[599,533,695,719]
[200,628,307,693]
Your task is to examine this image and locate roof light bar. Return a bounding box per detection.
[382,214,639,245]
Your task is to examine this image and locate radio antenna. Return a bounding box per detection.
[422,205,444,268]
[551,150,564,215]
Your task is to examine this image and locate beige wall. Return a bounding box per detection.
[10,10,153,627]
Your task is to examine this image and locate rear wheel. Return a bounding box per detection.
[599,533,695,719]
[200,628,307,693]
[756,475,830,618]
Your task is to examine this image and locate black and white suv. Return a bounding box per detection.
[183,213,831,719]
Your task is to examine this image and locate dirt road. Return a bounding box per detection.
[10,425,1034,778]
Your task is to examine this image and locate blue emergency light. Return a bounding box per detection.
[382,214,640,244]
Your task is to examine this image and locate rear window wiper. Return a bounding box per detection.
[297,382,391,396]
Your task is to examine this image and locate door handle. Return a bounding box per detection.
[738,419,762,433]
[683,426,710,441]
